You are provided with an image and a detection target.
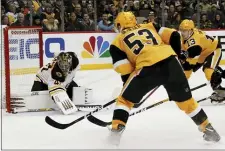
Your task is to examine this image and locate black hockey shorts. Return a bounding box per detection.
[121,55,192,103]
[31,80,78,99]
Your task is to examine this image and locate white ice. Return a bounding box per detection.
[1,68,225,149]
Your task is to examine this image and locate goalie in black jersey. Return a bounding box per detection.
[31,52,80,115]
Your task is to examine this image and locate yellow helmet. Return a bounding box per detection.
[115,11,137,30]
[179,19,195,30]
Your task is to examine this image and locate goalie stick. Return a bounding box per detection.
[45,86,159,129]
[87,82,209,127]
[11,105,105,113]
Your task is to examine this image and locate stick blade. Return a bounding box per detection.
[87,115,111,127]
[45,116,69,129]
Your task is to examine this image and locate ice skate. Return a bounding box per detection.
[210,86,225,104]
[200,123,221,142]
[107,124,125,146]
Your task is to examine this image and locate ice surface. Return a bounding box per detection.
[1,68,225,149]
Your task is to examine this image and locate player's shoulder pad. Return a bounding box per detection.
[112,34,122,48]
[140,22,160,32]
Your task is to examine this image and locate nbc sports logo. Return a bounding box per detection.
[81,36,111,58]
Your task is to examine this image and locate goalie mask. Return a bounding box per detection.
[57,52,72,75]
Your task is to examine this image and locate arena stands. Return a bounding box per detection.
[1,0,225,31]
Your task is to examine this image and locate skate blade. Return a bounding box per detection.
[202,136,224,149]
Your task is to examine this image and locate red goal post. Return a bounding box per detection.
[2,26,43,113]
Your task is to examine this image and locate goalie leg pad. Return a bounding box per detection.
[52,90,78,115]
[72,87,93,105]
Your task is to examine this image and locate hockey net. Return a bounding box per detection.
[1,26,43,113]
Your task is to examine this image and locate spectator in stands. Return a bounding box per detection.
[124,0,139,15]
[19,1,30,16]
[166,0,172,6]
[140,1,151,10]
[2,15,10,26]
[53,0,63,24]
[33,15,42,26]
[97,0,108,18]
[41,3,55,20]
[86,3,94,19]
[5,3,17,25]
[175,1,183,14]
[133,0,141,16]
[81,13,95,31]
[212,14,225,29]
[182,0,194,19]
[67,0,79,13]
[117,0,125,12]
[200,13,212,29]
[207,4,224,23]
[1,6,6,19]
[74,4,84,22]
[65,12,83,31]
[37,0,47,14]
[81,0,88,9]
[147,11,158,24]
[168,4,176,22]
[97,13,114,31]
[32,0,41,13]
[48,0,56,6]
[42,14,59,32]
[200,0,211,14]
[170,12,182,29]
[11,13,29,26]
[109,4,118,20]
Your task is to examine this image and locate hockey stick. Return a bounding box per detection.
[134,86,159,108]
[87,96,210,127]
[87,83,209,127]
[45,99,116,129]
[12,105,105,113]
[45,86,160,129]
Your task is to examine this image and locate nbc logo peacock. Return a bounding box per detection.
[81,36,111,58]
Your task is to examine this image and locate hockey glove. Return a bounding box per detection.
[210,69,222,90]
[178,50,189,61]
[215,66,225,78]
[192,63,203,72]
[181,61,194,71]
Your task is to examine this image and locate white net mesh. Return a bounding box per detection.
[1,27,42,112]
[1,26,6,109]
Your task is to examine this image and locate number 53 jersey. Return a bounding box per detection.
[181,29,219,64]
[109,23,176,75]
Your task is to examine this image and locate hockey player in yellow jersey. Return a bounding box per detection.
[178,19,225,104]
[108,12,220,145]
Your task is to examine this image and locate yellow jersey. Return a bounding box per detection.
[110,23,177,75]
[182,28,219,64]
